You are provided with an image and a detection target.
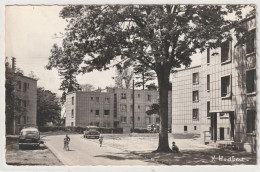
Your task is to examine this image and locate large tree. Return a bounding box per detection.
[47,5,254,152]
[37,87,61,126]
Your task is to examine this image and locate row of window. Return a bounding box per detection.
[120,104,153,112]
[71,109,110,118]
[17,116,29,125]
[17,81,30,92]
[192,69,256,101]
[16,99,27,111]
[206,29,256,65]
[120,116,160,124]
[184,126,197,132]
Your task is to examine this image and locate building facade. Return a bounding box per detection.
[8,74,37,134]
[172,16,256,152]
[65,88,172,133]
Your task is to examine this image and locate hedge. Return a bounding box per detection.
[38,126,123,134]
[130,128,149,133]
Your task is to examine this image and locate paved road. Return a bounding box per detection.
[43,134,159,166]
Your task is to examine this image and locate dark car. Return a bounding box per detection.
[83,126,100,139]
[19,127,41,149]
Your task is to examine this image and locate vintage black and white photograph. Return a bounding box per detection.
[1,2,258,167]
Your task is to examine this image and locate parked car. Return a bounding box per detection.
[83,126,100,139]
[19,127,41,149]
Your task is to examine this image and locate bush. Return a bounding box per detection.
[38,126,122,134]
[130,128,149,133]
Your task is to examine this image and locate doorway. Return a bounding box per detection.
[220,127,224,140]
[210,113,217,142]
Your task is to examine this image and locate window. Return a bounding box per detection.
[23,83,27,92]
[23,116,27,124]
[247,110,256,133]
[184,126,187,132]
[207,101,210,117]
[138,105,141,110]
[192,73,199,84]
[104,110,110,115]
[246,29,256,54]
[90,109,93,114]
[147,95,151,101]
[72,97,74,105]
[17,117,21,125]
[105,97,110,103]
[192,109,199,120]
[221,75,231,98]
[192,91,199,102]
[221,41,232,63]
[156,117,160,123]
[120,116,127,123]
[137,117,140,121]
[71,109,74,118]
[95,110,100,116]
[17,99,21,111]
[207,48,210,64]
[120,104,127,112]
[17,81,21,90]
[95,122,99,127]
[71,122,74,126]
[27,83,29,89]
[246,69,256,94]
[121,93,127,99]
[194,126,197,130]
[146,117,151,124]
[138,94,140,98]
[23,100,27,108]
[96,97,99,103]
[91,97,94,101]
[207,75,210,91]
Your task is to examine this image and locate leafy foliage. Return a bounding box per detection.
[48,5,255,152]
[37,87,61,126]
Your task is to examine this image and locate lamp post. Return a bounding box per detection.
[132,79,135,130]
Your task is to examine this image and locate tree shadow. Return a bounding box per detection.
[94,152,154,162]
[135,148,256,165]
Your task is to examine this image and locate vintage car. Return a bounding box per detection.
[83,126,100,139]
[19,127,41,149]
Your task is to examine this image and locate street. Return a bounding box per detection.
[43,134,160,165]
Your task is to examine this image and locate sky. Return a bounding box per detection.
[5,6,117,96]
[5,5,202,96]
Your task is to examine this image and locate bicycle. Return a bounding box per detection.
[64,140,69,151]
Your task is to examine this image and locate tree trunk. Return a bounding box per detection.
[154,65,172,152]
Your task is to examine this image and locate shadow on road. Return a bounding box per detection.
[94,152,153,162]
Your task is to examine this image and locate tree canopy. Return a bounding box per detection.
[37,87,61,126]
[47,5,255,152]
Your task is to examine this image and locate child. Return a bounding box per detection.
[99,134,103,147]
[172,141,179,153]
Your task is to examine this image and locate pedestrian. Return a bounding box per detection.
[99,134,103,147]
[172,141,179,153]
[64,134,70,151]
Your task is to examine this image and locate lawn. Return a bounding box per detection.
[5,136,63,166]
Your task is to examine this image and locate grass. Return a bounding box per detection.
[5,136,63,166]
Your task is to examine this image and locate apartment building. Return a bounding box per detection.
[65,87,172,133]
[172,16,256,152]
[7,74,37,134]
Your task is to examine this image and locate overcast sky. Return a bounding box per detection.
[5,5,202,96]
[5,6,117,96]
